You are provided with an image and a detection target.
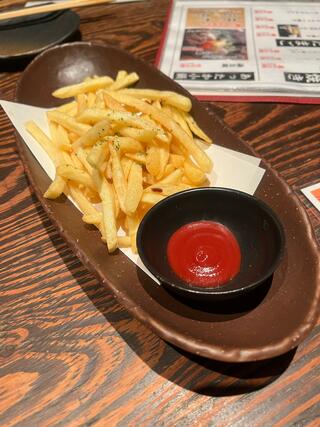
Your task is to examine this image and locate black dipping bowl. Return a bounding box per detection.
[137,187,285,301]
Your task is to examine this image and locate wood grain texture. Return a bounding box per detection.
[0,1,319,426]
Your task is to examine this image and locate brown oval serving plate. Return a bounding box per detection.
[15,42,320,362]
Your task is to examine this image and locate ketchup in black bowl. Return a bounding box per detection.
[137,187,285,301]
[167,220,241,287]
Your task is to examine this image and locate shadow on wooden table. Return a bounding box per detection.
[169,347,296,396]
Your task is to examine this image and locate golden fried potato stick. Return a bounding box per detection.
[47,110,90,136]
[117,235,131,248]
[183,159,207,185]
[44,176,66,199]
[118,88,192,112]
[68,184,101,218]
[76,93,87,116]
[125,152,146,165]
[56,124,73,152]
[169,153,185,168]
[25,121,59,165]
[57,165,96,192]
[162,105,192,137]
[55,101,77,114]
[121,157,133,181]
[141,192,165,205]
[76,147,94,175]
[109,72,139,91]
[126,213,140,253]
[105,136,144,154]
[184,113,212,144]
[110,145,127,214]
[73,119,111,149]
[162,163,175,178]
[86,141,109,168]
[100,178,118,252]
[52,76,113,99]
[146,146,161,177]
[82,212,102,225]
[125,162,143,215]
[103,91,127,112]
[158,168,183,185]
[157,144,170,179]
[118,127,156,143]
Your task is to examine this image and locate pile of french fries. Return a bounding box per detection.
[26,71,213,253]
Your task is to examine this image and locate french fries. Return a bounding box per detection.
[52,76,113,98]
[26,71,214,253]
[125,162,143,215]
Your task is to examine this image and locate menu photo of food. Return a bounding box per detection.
[180,28,248,60]
[277,24,301,38]
[180,7,248,61]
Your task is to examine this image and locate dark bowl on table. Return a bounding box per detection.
[137,187,285,301]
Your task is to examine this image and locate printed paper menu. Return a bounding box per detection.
[157,1,320,102]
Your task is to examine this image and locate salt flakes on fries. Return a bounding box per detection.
[25,71,213,253]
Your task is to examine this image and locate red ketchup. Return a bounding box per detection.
[167,220,241,287]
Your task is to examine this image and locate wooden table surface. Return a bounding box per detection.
[1,1,319,426]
